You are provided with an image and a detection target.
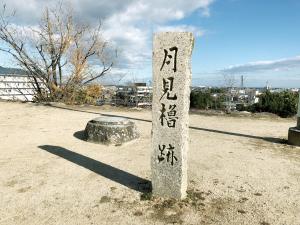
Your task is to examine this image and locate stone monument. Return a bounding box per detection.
[151,32,194,199]
[84,117,139,145]
[288,93,300,146]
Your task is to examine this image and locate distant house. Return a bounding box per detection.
[98,83,152,107]
[135,83,152,107]
[0,74,43,101]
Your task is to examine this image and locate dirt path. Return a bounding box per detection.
[0,101,299,225]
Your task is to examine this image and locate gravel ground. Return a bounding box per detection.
[0,101,299,225]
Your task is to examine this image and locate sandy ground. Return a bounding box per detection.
[0,101,299,225]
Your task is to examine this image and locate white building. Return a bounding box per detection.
[136,85,152,107]
[0,74,42,101]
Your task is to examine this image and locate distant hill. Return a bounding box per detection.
[0,66,27,75]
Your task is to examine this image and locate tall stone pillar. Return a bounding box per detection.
[151,32,194,199]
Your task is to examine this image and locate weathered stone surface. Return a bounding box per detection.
[84,117,139,145]
[151,32,194,199]
[297,95,300,128]
[288,127,300,146]
[298,94,300,115]
[288,94,300,146]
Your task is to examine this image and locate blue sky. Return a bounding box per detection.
[190,0,300,87]
[0,0,299,87]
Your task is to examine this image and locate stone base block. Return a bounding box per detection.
[288,127,300,146]
[84,117,139,145]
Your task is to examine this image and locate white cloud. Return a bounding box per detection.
[221,56,300,74]
[100,0,213,70]
[1,0,214,73]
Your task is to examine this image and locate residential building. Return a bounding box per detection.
[0,74,42,101]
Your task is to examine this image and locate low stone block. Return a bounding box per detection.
[288,127,300,146]
[84,117,139,145]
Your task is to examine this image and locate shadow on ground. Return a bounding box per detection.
[38,145,152,193]
[73,130,86,141]
[189,126,287,144]
[47,104,286,145]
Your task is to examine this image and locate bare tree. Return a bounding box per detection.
[0,3,117,101]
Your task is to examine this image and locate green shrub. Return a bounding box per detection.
[248,91,298,118]
[190,89,224,110]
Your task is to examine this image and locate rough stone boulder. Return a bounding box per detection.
[84,117,139,145]
[288,118,300,146]
[288,127,300,146]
